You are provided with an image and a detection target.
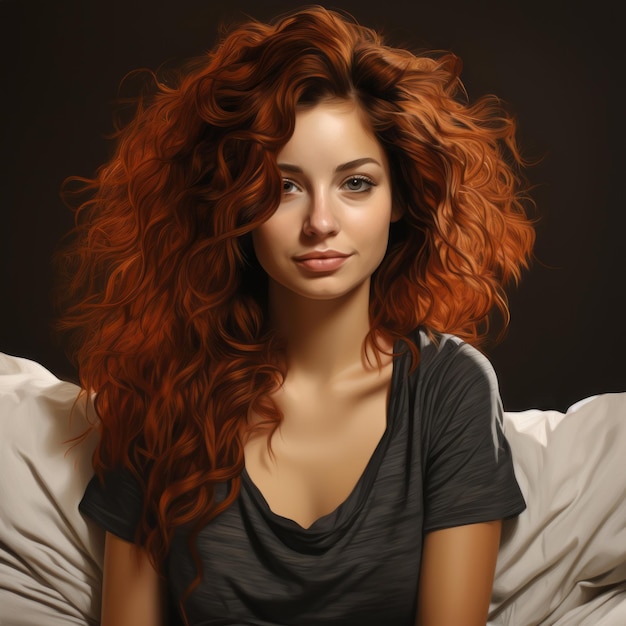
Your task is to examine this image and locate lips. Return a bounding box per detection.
[293,249,350,261]
[293,249,352,271]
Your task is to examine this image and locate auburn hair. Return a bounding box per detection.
[57,2,534,598]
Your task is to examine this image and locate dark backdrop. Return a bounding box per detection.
[1,0,624,411]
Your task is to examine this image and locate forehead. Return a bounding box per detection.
[278,98,386,165]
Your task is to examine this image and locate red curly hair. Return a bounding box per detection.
[58,3,534,593]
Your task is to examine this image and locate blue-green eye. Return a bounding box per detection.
[343,176,375,192]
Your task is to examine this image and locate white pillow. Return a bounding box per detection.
[0,353,103,626]
[490,393,626,625]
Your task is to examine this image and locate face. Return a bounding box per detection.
[252,99,399,303]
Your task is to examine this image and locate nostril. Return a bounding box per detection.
[304,205,340,236]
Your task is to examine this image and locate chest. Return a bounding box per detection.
[169,391,424,626]
[243,370,391,529]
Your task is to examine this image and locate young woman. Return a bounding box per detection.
[61,6,535,625]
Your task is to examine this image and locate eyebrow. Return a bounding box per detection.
[277,157,382,174]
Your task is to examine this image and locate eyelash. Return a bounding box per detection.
[281,175,377,194]
[282,179,300,194]
[341,175,376,192]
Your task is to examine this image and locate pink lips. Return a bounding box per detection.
[293,250,351,272]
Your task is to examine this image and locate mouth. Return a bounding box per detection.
[293,249,350,261]
[293,250,352,272]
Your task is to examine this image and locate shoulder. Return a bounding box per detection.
[402,328,504,454]
[408,327,499,394]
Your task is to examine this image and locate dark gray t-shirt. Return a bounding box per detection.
[80,329,526,625]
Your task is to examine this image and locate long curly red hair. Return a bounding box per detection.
[58,3,534,589]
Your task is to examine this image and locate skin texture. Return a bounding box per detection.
[100,100,504,625]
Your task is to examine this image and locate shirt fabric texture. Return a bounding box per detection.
[80,328,526,625]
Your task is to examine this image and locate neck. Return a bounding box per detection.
[267,280,378,382]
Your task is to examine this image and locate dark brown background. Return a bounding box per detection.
[1,0,624,411]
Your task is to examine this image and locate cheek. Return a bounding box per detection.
[361,210,394,267]
[362,208,393,246]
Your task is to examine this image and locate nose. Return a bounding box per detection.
[302,190,340,238]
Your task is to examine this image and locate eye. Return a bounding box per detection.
[282,179,300,194]
[342,175,376,192]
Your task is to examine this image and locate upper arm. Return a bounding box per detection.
[101,531,167,626]
[416,520,502,626]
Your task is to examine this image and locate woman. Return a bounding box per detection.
[61,6,535,625]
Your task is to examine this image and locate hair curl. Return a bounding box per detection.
[57,3,535,605]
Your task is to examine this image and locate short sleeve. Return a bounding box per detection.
[420,337,526,532]
[79,466,144,543]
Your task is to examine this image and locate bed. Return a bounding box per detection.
[1,351,625,625]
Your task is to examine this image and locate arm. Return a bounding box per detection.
[101,531,167,626]
[416,520,502,626]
